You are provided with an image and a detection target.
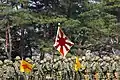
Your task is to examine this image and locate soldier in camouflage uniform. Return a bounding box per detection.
[5,60,16,80]
[3,59,9,80]
[106,56,112,80]
[13,56,24,80]
[68,57,75,80]
[101,56,111,80]
[74,57,83,80]
[56,57,63,80]
[98,58,104,80]
[61,58,69,80]
[81,56,86,80]
[45,58,52,80]
[25,57,34,80]
[100,56,107,79]
[112,55,120,80]
[91,56,100,80]
[32,58,41,80]
[65,58,71,80]
[118,56,120,80]
[42,59,48,80]
[0,60,3,80]
[84,55,91,80]
[39,60,45,80]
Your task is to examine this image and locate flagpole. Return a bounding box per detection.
[51,23,60,79]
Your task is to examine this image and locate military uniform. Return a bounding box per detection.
[81,56,86,80]
[0,60,3,80]
[33,61,41,80]
[112,56,120,80]
[91,56,101,80]
[98,58,104,80]
[3,59,9,80]
[13,56,24,80]
[84,56,92,80]
[25,57,34,80]
[45,59,52,80]
[61,59,68,80]
[6,60,16,80]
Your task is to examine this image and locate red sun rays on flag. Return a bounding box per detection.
[54,27,74,57]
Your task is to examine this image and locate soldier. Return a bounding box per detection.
[45,58,53,80]
[81,56,86,80]
[109,57,114,80]
[5,60,16,80]
[106,56,112,80]
[56,57,63,80]
[118,56,120,80]
[42,59,48,80]
[65,58,71,80]
[91,56,100,80]
[13,56,24,80]
[32,65,38,80]
[112,55,119,80]
[62,58,69,80]
[100,56,106,80]
[39,60,45,80]
[98,58,104,80]
[68,58,74,80]
[25,57,33,80]
[74,57,83,80]
[70,56,77,80]
[102,56,111,80]
[84,55,91,80]
[33,59,41,80]
[0,60,4,80]
[3,59,9,80]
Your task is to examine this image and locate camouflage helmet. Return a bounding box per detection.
[54,59,57,62]
[8,60,13,65]
[25,57,33,63]
[59,56,63,60]
[98,58,102,62]
[43,58,47,63]
[106,56,110,61]
[114,56,119,61]
[4,59,9,64]
[82,56,85,60]
[15,56,21,60]
[25,57,31,61]
[79,58,82,61]
[103,56,107,61]
[0,60,3,66]
[111,59,114,63]
[64,59,68,62]
[85,50,91,55]
[86,56,90,61]
[40,60,44,64]
[95,56,100,61]
[71,56,75,60]
[68,58,72,61]
[91,58,94,62]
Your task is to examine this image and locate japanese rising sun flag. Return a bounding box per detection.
[20,59,32,73]
[53,27,74,57]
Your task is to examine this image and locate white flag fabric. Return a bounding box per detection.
[53,27,74,57]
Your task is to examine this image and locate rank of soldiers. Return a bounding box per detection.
[0,54,120,80]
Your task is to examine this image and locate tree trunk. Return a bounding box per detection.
[20,27,24,58]
[8,25,12,60]
[5,27,9,59]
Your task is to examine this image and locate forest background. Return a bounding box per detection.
[0,0,120,60]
